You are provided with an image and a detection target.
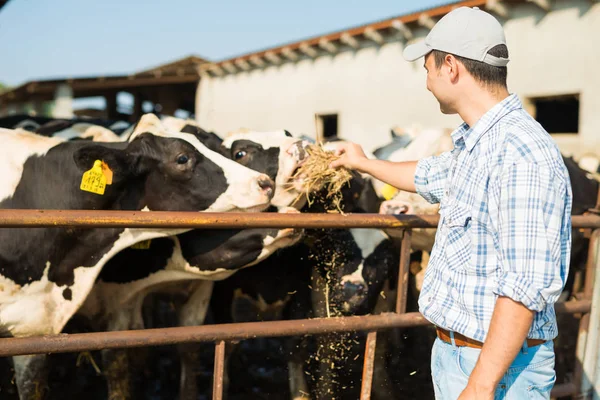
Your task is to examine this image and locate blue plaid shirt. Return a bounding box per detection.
[415,94,573,342]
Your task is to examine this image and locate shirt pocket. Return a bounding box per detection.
[441,204,472,271]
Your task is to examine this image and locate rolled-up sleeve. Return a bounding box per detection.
[494,162,570,312]
[414,151,452,204]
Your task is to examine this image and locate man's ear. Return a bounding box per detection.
[446,54,460,82]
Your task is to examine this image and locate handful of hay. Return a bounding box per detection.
[292,144,353,212]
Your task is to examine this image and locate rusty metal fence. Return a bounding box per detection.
[0,210,599,399]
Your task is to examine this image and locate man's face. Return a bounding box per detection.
[424,52,456,115]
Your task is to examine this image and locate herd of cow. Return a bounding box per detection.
[0,113,598,400]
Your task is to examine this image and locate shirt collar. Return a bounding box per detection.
[450,93,523,152]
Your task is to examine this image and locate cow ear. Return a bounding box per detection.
[122,132,162,176]
[73,145,134,182]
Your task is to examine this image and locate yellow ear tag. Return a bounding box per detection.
[131,240,152,250]
[381,184,399,201]
[80,160,107,195]
[101,161,113,185]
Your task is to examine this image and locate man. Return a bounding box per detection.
[330,6,572,400]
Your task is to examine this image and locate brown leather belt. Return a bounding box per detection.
[436,327,546,349]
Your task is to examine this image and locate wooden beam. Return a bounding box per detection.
[249,55,266,67]
[221,62,237,74]
[363,27,385,45]
[418,13,436,30]
[485,0,510,18]
[391,19,413,40]
[281,47,299,61]
[234,59,251,71]
[527,0,551,11]
[318,38,338,54]
[340,32,360,49]
[264,51,282,64]
[105,92,118,120]
[299,42,318,58]
[14,74,199,99]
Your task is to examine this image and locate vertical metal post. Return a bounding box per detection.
[360,331,378,400]
[581,230,600,396]
[396,230,412,314]
[575,229,600,395]
[213,340,226,400]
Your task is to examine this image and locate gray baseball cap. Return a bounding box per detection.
[403,6,509,67]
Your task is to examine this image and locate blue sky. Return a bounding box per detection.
[0,0,450,87]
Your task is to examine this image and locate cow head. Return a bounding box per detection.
[372,127,413,160]
[161,116,224,154]
[309,229,396,316]
[221,130,310,209]
[73,114,274,213]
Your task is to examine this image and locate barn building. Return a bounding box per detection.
[0,56,207,122]
[195,0,600,159]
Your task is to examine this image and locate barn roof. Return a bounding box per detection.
[0,54,208,105]
[200,0,534,76]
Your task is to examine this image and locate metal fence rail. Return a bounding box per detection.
[0,209,596,229]
[0,210,599,400]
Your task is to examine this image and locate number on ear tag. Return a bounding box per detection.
[80,160,107,195]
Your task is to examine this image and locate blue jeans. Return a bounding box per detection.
[431,337,556,399]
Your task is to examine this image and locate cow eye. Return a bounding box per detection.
[176,154,190,164]
[234,150,247,160]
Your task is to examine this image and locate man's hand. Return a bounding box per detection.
[457,297,535,400]
[329,142,369,172]
[327,141,419,193]
[457,382,495,400]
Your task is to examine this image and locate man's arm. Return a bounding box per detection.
[357,159,419,193]
[329,142,453,203]
[459,297,534,399]
[329,142,418,193]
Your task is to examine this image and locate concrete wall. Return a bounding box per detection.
[196,0,600,157]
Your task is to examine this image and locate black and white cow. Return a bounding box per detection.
[206,173,397,400]
[166,132,397,400]
[561,156,599,297]
[0,114,132,140]
[161,116,224,155]
[0,113,276,400]
[66,124,309,399]
[372,127,413,160]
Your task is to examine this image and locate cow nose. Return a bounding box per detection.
[343,282,367,298]
[257,175,274,198]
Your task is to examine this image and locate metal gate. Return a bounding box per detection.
[0,210,598,399]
